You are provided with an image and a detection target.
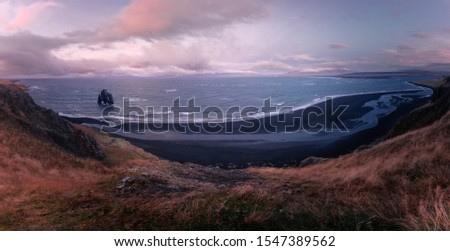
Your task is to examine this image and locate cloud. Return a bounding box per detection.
[384,49,400,56]
[380,45,450,68]
[0,30,246,77]
[0,32,116,76]
[384,45,416,56]
[52,38,213,74]
[328,43,347,49]
[0,32,215,77]
[1,1,61,32]
[410,33,437,40]
[0,32,68,75]
[68,0,267,42]
[278,54,322,62]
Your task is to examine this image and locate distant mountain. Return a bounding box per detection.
[417,63,450,73]
[338,70,438,79]
[337,64,450,78]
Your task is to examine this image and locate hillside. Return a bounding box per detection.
[0,80,104,159]
[0,80,448,230]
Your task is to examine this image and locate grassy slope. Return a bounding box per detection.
[0,80,449,230]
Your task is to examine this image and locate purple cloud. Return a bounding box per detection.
[0,33,118,76]
[0,32,71,76]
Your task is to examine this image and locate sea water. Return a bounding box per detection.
[24,75,431,123]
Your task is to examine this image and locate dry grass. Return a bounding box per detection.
[0,120,109,229]
[247,111,450,230]
[404,187,450,230]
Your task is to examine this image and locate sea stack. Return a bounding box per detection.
[97,89,114,105]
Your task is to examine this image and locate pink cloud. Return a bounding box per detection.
[2,1,61,32]
[328,43,347,49]
[93,0,266,40]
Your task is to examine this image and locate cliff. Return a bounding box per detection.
[0,80,105,159]
[388,80,450,138]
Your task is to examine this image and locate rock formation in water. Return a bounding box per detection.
[98,89,114,105]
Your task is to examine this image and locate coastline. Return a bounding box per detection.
[110,91,430,167]
[62,87,432,167]
[410,79,447,90]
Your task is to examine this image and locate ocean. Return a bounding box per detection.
[24,75,431,121]
[23,75,433,166]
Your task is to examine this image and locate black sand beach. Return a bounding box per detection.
[63,87,431,167]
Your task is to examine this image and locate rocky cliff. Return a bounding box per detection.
[388,82,450,138]
[0,80,105,159]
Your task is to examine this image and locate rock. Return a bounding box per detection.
[0,83,106,160]
[355,144,370,152]
[388,86,450,138]
[97,89,114,105]
[116,177,135,189]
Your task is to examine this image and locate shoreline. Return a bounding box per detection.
[111,92,430,167]
[410,78,449,90]
[62,87,432,167]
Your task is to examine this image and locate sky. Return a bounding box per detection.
[0,0,449,77]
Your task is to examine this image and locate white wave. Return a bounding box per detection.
[163,89,178,93]
[319,88,428,101]
[57,112,98,118]
[349,91,429,132]
[28,85,42,91]
[128,97,148,102]
[152,110,173,115]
